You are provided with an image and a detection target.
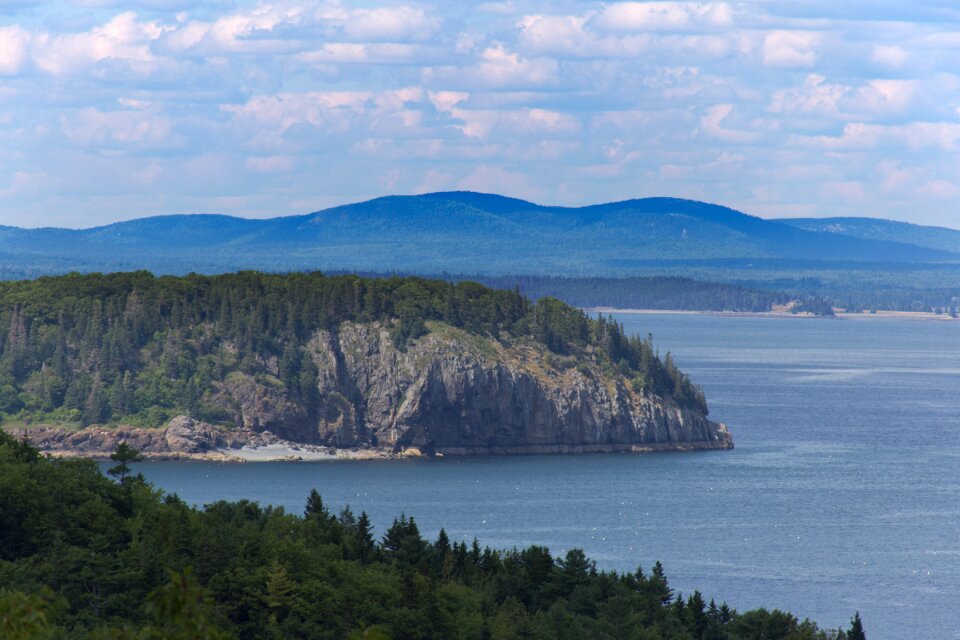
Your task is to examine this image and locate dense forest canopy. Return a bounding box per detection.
[0,271,706,430]
[0,432,865,639]
[464,275,790,313]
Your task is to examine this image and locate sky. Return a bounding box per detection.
[1,1,960,229]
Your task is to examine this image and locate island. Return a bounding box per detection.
[0,271,731,459]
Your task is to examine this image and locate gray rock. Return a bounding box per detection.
[14,321,732,458]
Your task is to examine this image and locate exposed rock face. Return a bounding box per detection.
[15,416,283,461]
[15,322,732,458]
[258,321,731,454]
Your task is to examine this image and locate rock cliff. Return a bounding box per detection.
[209,321,731,454]
[14,321,732,458]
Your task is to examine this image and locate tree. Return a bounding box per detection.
[848,611,866,640]
[0,589,57,640]
[354,511,376,562]
[108,442,143,483]
[304,489,329,520]
[141,568,232,640]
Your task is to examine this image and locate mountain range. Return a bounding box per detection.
[2,192,957,279]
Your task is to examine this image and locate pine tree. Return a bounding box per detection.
[107,442,143,483]
[436,528,450,554]
[354,512,376,562]
[848,611,866,640]
[304,489,331,521]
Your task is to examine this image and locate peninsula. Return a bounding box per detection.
[0,271,731,459]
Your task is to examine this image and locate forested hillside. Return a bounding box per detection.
[0,432,864,639]
[0,271,705,431]
[0,192,952,280]
[468,276,790,312]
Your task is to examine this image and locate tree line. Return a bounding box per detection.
[0,433,866,639]
[465,276,790,313]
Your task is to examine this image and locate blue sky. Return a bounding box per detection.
[2,1,960,229]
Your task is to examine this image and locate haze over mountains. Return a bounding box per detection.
[778,217,960,256]
[1,192,956,279]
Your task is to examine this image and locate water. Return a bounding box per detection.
[133,314,960,638]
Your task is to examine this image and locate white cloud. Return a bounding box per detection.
[474,44,558,87]
[222,88,430,151]
[296,43,431,65]
[4,0,960,226]
[519,13,650,58]
[0,170,47,198]
[769,74,843,116]
[32,12,168,74]
[159,5,305,54]
[341,7,441,42]
[770,75,916,119]
[0,25,30,75]
[590,2,734,32]
[871,44,908,68]
[450,107,580,139]
[699,104,759,143]
[425,44,557,89]
[799,122,960,151]
[60,107,183,149]
[762,31,821,68]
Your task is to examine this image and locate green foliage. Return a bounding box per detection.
[476,275,791,313]
[847,611,866,640]
[0,271,708,428]
[108,442,143,483]
[0,588,60,640]
[0,432,852,639]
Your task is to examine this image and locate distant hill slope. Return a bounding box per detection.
[0,192,956,278]
[778,217,960,255]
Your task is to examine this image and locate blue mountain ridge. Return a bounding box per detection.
[0,192,955,277]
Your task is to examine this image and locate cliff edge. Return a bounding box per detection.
[19,320,731,459]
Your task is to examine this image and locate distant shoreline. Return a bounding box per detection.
[586,307,959,321]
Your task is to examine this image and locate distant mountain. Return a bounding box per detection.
[777,217,960,255]
[0,192,956,278]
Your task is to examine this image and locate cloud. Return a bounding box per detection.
[32,12,168,75]
[341,7,441,42]
[762,31,821,68]
[59,106,184,150]
[590,2,734,32]
[425,44,558,89]
[0,25,30,75]
[699,104,760,143]
[518,14,650,58]
[222,88,433,152]
[871,44,908,68]
[471,44,558,88]
[770,74,916,120]
[2,0,960,227]
[797,122,960,151]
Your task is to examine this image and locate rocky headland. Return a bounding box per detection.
[13,320,732,461]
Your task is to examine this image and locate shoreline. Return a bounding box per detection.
[585,307,959,321]
[15,426,732,463]
[36,440,733,463]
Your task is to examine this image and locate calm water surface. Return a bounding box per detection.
[135,314,960,639]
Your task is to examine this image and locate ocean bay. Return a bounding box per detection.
[135,313,960,639]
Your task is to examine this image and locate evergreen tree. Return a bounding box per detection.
[107,442,143,483]
[848,611,866,640]
[354,511,376,562]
